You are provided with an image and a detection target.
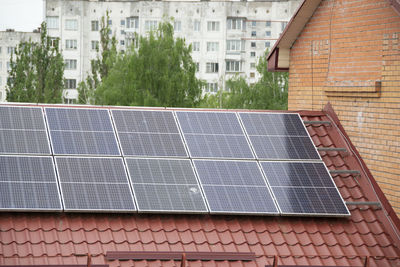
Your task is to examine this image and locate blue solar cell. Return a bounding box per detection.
[46,108,113,131]
[133,184,207,212]
[194,160,278,214]
[0,156,61,211]
[271,187,349,216]
[112,109,180,133]
[249,136,320,160]
[56,157,136,212]
[239,113,308,136]
[118,133,187,157]
[184,134,254,159]
[0,106,46,130]
[50,131,120,156]
[176,111,243,134]
[202,185,278,214]
[194,160,266,186]
[46,108,120,156]
[260,161,335,187]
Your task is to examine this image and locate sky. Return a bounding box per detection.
[0,0,43,32]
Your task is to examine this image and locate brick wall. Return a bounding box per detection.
[288,0,400,214]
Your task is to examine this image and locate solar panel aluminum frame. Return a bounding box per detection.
[192,159,279,216]
[111,109,189,158]
[259,160,351,217]
[0,155,63,212]
[238,112,322,161]
[0,106,52,155]
[45,107,121,156]
[175,111,255,160]
[125,157,208,214]
[55,156,137,213]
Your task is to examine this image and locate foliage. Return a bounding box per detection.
[94,21,203,107]
[77,10,117,104]
[6,22,64,103]
[201,51,288,110]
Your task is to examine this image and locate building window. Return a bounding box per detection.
[207,21,220,31]
[251,42,256,48]
[65,19,78,30]
[205,83,218,93]
[207,42,219,52]
[250,51,256,57]
[91,40,99,51]
[7,47,15,54]
[50,37,59,48]
[227,18,244,30]
[266,31,271,37]
[145,20,158,31]
[194,20,200,31]
[120,19,125,26]
[121,30,125,35]
[63,97,76,104]
[174,21,182,32]
[65,39,77,50]
[251,31,256,37]
[265,41,270,48]
[91,20,99,31]
[226,40,244,52]
[192,41,200,52]
[120,40,125,45]
[108,20,112,26]
[250,72,255,78]
[250,62,256,69]
[65,79,77,89]
[65,59,77,70]
[206,62,219,73]
[251,21,257,27]
[46,16,59,29]
[195,62,200,72]
[266,21,271,27]
[127,17,139,29]
[226,60,241,72]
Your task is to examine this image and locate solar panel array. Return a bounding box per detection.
[0,105,350,217]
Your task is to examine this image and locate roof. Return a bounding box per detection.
[0,104,400,267]
[266,0,400,72]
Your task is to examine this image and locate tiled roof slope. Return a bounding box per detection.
[0,106,399,267]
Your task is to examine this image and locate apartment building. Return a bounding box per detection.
[0,30,40,102]
[45,0,300,103]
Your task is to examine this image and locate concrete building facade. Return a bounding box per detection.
[0,30,40,102]
[44,0,300,103]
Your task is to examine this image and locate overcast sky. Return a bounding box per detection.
[0,0,44,32]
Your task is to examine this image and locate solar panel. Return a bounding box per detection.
[176,111,254,159]
[0,106,51,155]
[193,160,278,214]
[46,108,120,156]
[239,112,320,160]
[55,157,136,212]
[260,161,350,216]
[125,158,207,213]
[112,110,187,157]
[0,156,62,211]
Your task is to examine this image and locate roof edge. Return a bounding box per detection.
[323,103,400,241]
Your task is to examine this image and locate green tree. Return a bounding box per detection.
[77,10,117,104]
[201,51,288,110]
[6,22,64,103]
[94,21,203,107]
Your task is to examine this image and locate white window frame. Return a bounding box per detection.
[206,62,219,73]
[91,20,99,31]
[91,40,99,51]
[266,31,271,37]
[127,17,139,29]
[145,20,158,31]
[65,59,77,70]
[192,41,200,52]
[207,21,220,31]
[65,79,77,89]
[226,60,241,72]
[65,19,78,31]
[174,21,182,32]
[65,39,77,50]
[206,42,219,52]
[46,16,59,29]
[205,83,218,93]
[7,47,15,54]
[194,20,200,31]
[227,18,243,30]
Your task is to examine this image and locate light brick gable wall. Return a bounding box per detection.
[288,0,400,213]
